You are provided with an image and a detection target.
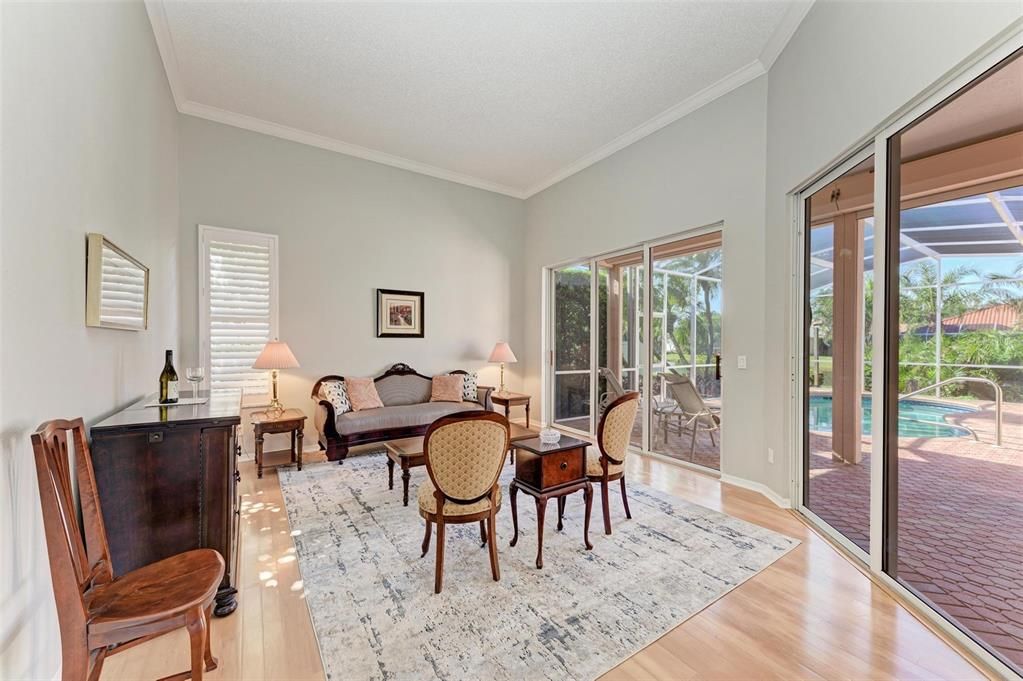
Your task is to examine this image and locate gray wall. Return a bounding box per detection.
[762,1,1022,497]
[177,116,527,440]
[0,2,180,679]
[523,77,770,488]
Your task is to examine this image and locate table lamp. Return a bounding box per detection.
[488,341,517,395]
[253,339,300,418]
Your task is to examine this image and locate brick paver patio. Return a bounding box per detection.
[808,399,1023,670]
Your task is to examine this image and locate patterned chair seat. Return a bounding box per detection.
[586,450,624,477]
[418,481,503,517]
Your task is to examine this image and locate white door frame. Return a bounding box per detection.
[541,221,725,475]
[789,21,1023,679]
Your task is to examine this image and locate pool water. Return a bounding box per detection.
[808,395,975,438]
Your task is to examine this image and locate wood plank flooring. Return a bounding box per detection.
[101,448,989,681]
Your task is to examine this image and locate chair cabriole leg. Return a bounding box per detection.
[422,518,432,557]
[601,479,612,535]
[620,476,632,519]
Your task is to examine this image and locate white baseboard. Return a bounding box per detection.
[719,474,792,509]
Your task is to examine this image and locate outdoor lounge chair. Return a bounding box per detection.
[662,373,721,460]
[597,367,628,414]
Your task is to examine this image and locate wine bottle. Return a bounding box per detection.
[159,349,179,404]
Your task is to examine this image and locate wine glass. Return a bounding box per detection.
[185,367,204,400]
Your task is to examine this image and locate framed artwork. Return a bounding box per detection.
[376,289,424,338]
[85,233,149,331]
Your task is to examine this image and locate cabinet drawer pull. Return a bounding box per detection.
[148,432,164,444]
[560,461,568,471]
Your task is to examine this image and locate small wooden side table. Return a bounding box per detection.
[491,391,531,428]
[252,408,306,479]
[509,435,593,569]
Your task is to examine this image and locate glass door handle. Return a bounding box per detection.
[715,354,722,381]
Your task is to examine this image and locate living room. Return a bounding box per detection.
[2,2,1022,680]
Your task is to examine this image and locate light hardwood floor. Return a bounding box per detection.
[101,448,989,681]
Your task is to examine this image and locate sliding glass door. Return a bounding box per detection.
[596,252,645,446]
[801,154,874,555]
[546,230,723,473]
[798,46,1022,676]
[883,49,1023,673]
[551,262,593,433]
[648,235,723,470]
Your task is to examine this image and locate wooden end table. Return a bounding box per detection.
[252,408,306,479]
[384,423,539,506]
[383,437,426,507]
[491,391,531,428]
[508,435,593,569]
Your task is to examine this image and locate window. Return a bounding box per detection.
[199,225,279,394]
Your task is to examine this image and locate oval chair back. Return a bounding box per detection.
[421,410,509,593]
[424,411,509,505]
[598,392,640,466]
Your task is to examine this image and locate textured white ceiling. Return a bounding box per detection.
[149,1,811,197]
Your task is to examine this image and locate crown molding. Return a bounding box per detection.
[145,0,186,110]
[145,0,812,202]
[521,60,767,198]
[178,100,527,198]
[145,0,525,198]
[759,0,816,70]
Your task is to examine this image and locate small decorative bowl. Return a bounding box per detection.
[539,428,561,445]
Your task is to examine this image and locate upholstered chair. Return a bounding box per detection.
[586,392,641,535]
[418,411,510,593]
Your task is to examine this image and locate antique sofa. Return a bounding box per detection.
[311,363,494,462]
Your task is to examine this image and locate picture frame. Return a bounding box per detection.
[85,233,149,331]
[376,288,424,338]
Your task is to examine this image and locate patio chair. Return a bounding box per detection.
[597,367,628,413]
[663,373,721,460]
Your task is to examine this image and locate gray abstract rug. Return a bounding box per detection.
[278,452,797,681]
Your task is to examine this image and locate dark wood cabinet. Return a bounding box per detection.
[89,390,242,616]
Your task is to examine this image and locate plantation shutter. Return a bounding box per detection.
[201,227,278,394]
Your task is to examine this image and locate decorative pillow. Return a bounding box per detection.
[319,379,352,415]
[460,372,478,402]
[430,374,464,403]
[346,377,384,411]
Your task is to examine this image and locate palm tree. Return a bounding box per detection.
[981,261,1023,325]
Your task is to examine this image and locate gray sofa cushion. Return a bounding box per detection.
[335,400,483,435]
[375,374,432,406]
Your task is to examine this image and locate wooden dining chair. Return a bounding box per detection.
[417,411,509,594]
[31,418,225,681]
[585,392,641,535]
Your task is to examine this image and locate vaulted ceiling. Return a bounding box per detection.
[147,1,813,198]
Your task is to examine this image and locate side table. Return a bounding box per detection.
[508,435,593,569]
[251,408,306,478]
[491,391,531,428]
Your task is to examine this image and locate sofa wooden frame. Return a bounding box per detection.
[311,363,493,463]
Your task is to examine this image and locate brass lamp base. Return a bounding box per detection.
[267,370,284,419]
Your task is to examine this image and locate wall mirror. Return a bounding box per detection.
[86,232,149,330]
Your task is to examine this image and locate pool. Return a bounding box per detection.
[808,395,976,438]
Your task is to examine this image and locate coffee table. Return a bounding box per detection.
[508,435,593,569]
[384,422,537,506]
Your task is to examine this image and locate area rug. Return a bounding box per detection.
[278,452,798,681]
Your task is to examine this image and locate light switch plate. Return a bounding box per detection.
[737,355,748,369]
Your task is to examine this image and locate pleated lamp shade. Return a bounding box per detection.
[252,340,300,370]
[488,342,517,363]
